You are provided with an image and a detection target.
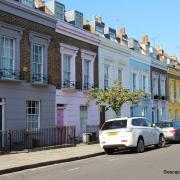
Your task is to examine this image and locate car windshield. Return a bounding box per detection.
[101,120,127,130]
[155,122,172,128]
[173,120,180,128]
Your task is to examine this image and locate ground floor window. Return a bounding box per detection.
[26,101,40,129]
[80,106,88,132]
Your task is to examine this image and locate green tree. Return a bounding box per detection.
[88,81,148,117]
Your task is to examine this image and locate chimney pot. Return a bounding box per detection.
[119,28,125,35]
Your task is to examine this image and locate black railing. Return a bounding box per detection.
[0,126,76,153]
[62,81,81,89]
[83,83,94,90]
[0,68,21,80]
[31,74,48,84]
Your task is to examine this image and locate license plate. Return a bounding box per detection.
[107,132,118,136]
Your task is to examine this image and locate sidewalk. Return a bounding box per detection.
[0,144,105,175]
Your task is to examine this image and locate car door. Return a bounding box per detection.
[141,119,152,145]
[145,118,159,144]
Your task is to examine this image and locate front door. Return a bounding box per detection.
[57,108,64,128]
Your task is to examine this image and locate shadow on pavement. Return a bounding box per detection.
[110,143,176,155]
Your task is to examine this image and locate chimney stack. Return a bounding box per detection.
[141,35,149,44]
[119,28,126,35]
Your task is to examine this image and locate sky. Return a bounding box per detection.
[45,0,180,57]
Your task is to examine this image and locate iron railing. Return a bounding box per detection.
[0,68,21,80]
[0,126,76,153]
[62,81,81,89]
[31,74,48,84]
[83,83,94,90]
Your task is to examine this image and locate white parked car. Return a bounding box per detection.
[99,117,165,154]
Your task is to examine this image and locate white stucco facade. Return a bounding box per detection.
[99,37,131,119]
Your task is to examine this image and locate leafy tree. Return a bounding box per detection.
[88,81,148,117]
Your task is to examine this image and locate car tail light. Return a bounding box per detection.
[169,129,176,134]
[121,140,128,142]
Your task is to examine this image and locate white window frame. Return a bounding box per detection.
[26,100,40,130]
[0,35,15,79]
[132,73,137,92]
[104,64,109,90]
[152,77,158,96]
[60,43,79,88]
[75,13,83,29]
[55,3,65,21]
[81,49,96,90]
[32,44,44,83]
[63,54,71,82]
[160,79,166,96]
[96,25,104,34]
[80,105,88,130]
[118,68,123,85]
[21,0,34,7]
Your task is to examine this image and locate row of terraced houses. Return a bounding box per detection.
[1,0,180,139]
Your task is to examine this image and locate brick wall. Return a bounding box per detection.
[0,10,99,88]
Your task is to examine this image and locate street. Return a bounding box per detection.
[1,144,180,180]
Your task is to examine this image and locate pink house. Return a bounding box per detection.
[55,20,100,138]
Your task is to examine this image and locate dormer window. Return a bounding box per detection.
[109,32,116,40]
[45,1,65,21]
[75,12,83,29]
[104,27,116,40]
[128,39,139,51]
[55,3,65,20]
[20,0,34,7]
[65,11,83,29]
[96,25,104,34]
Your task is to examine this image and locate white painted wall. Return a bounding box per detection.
[99,37,131,119]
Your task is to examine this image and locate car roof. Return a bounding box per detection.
[105,116,144,122]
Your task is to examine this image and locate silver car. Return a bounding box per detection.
[155,120,180,142]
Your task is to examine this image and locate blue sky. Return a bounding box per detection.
[45,0,180,57]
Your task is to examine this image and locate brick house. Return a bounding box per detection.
[37,0,100,138]
[0,0,58,134]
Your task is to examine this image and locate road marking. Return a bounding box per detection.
[67,167,80,172]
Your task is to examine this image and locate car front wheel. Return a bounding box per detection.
[155,134,166,148]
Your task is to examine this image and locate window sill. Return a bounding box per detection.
[31,81,48,87]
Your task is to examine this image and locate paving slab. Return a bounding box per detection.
[0,144,105,175]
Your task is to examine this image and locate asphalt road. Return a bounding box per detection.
[1,144,180,180]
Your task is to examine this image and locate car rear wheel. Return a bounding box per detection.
[136,138,144,153]
[104,148,114,155]
[155,134,166,148]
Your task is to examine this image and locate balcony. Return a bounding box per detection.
[31,74,48,85]
[0,68,21,81]
[161,96,166,100]
[83,83,95,91]
[59,81,81,90]
[153,95,160,100]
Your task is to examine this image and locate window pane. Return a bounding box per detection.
[26,101,40,129]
